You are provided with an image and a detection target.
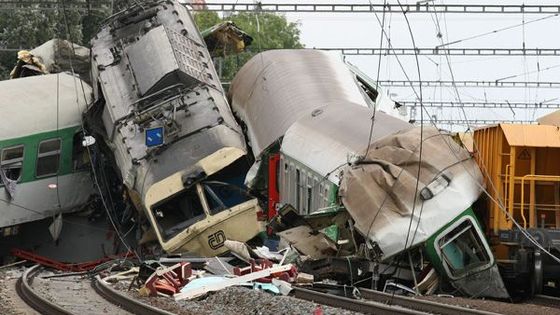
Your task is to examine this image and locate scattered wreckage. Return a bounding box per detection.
[229,49,509,299]
[4,0,556,305]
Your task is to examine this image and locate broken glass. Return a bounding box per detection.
[202,181,251,215]
[153,185,206,241]
[1,145,24,181]
[438,219,491,278]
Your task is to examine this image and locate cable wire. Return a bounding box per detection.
[59,0,140,260]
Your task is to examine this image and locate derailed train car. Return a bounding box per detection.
[86,0,263,256]
[229,49,509,298]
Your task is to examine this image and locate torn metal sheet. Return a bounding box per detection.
[201,21,253,57]
[0,167,16,199]
[48,214,63,242]
[31,39,90,82]
[277,225,337,259]
[339,126,485,259]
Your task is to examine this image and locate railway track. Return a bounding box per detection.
[294,284,501,315]
[531,294,560,308]
[16,264,173,315]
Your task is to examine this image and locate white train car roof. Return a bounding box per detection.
[281,104,412,184]
[0,73,91,140]
[229,49,370,158]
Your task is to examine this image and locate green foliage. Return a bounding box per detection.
[0,5,303,81]
[194,11,304,80]
[0,1,111,79]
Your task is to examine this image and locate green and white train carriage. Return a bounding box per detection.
[230,49,510,299]
[0,73,95,228]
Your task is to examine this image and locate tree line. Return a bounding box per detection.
[0,1,303,80]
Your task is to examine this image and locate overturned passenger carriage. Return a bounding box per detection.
[229,49,509,298]
[86,0,262,256]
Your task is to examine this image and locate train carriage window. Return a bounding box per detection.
[72,132,90,171]
[437,218,491,278]
[1,145,24,182]
[36,139,61,178]
[152,184,206,241]
[203,181,251,215]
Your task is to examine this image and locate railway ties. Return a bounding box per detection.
[293,284,501,315]
[16,265,172,315]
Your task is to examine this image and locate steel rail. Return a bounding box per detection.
[92,275,175,315]
[16,265,72,315]
[192,3,560,14]
[306,284,500,315]
[378,80,560,89]
[531,294,560,307]
[293,286,429,315]
[357,287,501,315]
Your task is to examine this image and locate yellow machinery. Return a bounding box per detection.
[474,124,560,295]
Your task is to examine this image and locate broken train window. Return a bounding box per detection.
[356,76,379,104]
[437,218,491,278]
[1,145,24,182]
[72,132,90,171]
[152,184,206,241]
[36,139,61,178]
[202,181,251,215]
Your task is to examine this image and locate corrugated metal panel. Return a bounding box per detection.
[500,124,560,148]
[340,126,484,259]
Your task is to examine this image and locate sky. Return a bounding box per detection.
[200,0,560,130]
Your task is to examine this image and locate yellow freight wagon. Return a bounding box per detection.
[473,124,560,296]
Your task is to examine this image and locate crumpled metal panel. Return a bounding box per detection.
[340,127,485,259]
[228,49,370,158]
[89,0,246,197]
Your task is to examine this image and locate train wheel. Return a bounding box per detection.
[533,249,543,295]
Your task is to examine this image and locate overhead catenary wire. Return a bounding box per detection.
[59,0,140,261]
[403,3,560,264]
[362,0,388,159]
[437,13,560,48]
[360,0,560,286]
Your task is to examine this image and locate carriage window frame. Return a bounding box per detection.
[35,138,62,178]
[0,144,25,184]
[434,216,494,280]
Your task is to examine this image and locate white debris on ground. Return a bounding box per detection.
[114,282,363,315]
